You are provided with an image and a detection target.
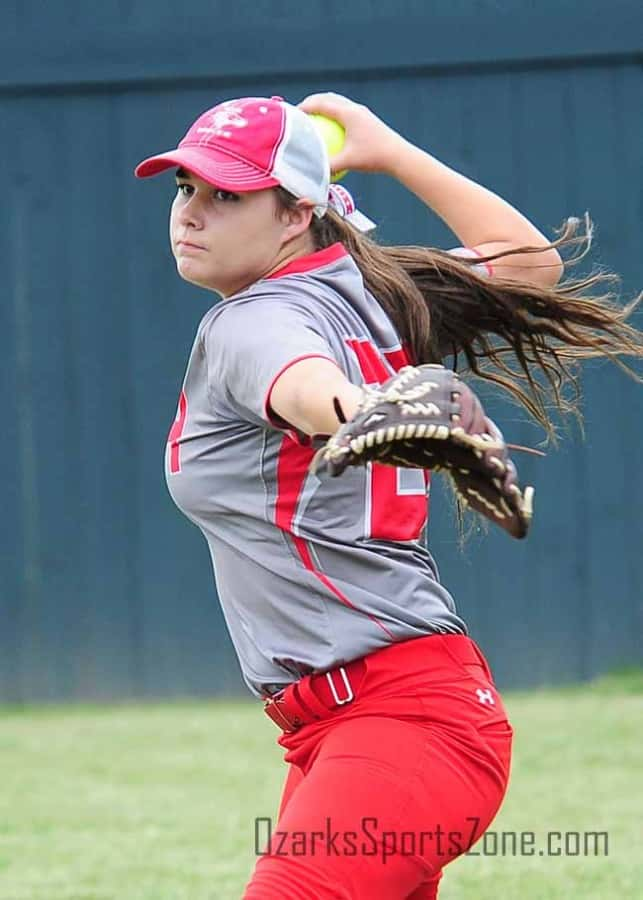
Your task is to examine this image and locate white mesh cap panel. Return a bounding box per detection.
[272,102,330,217]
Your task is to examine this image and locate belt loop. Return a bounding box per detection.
[325,666,354,706]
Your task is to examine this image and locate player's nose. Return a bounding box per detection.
[176,194,206,230]
[177,207,202,230]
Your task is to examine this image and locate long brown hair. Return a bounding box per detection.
[277,187,643,446]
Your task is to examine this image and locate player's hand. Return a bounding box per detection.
[310,364,535,540]
[298,92,408,177]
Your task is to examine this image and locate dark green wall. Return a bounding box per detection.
[1,1,642,700]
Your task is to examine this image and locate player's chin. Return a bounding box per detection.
[174,256,213,288]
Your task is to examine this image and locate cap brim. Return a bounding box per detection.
[134,146,280,192]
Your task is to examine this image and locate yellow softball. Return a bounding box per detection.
[308,114,348,182]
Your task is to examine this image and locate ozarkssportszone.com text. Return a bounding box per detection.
[254,817,609,861]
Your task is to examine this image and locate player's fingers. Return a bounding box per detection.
[328,149,351,173]
[298,93,356,120]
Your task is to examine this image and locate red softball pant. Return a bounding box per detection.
[243,635,513,899]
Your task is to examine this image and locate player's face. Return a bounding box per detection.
[169,168,314,296]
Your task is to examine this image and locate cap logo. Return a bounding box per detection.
[196,102,249,142]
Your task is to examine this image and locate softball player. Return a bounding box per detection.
[135,93,640,898]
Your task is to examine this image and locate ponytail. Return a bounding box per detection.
[276,188,643,443]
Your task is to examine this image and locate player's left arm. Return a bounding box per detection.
[269,357,362,437]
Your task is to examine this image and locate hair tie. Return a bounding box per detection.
[327,184,377,233]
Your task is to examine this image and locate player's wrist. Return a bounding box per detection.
[384,136,424,180]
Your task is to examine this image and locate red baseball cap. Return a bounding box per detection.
[135,96,330,216]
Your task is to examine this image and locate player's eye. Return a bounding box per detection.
[212,189,240,202]
[175,184,239,203]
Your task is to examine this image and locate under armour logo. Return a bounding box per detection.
[476,688,495,706]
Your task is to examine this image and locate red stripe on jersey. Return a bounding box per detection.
[274,437,315,531]
[293,535,395,640]
[383,347,411,371]
[266,243,349,280]
[167,390,187,474]
[346,338,390,383]
[274,435,394,640]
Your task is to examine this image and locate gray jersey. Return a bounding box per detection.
[166,243,487,696]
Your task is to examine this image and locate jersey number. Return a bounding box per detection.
[346,340,429,542]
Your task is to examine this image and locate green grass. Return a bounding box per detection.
[0,671,641,900]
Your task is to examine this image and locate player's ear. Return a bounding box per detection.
[279,199,315,242]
